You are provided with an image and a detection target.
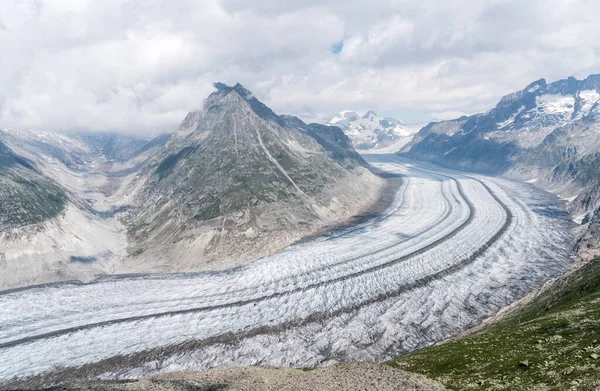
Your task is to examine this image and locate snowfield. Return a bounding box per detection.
[0,155,573,384]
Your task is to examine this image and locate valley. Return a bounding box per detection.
[0,154,573,387]
[3,2,600,389]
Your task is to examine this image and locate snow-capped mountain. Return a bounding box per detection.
[402,74,600,172]
[329,110,360,125]
[327,110,415,150]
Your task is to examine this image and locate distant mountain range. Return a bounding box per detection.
[402,73,600,259]
[0,83,384,289]
[327,110,416,150]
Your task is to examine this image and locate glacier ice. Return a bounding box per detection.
[0,155,573,384]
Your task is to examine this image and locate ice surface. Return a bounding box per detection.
[535,94,575,117]
[0,155,573,384]
[577,90,600,118]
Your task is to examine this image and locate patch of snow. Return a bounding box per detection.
[329,110,359,125]
[535,94,575,117]
[577,90,600,118]
[572,213,587,225]
[328,111,414,150]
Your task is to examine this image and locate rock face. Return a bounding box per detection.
[328,110,414,150]
[120,83,384,272]
[402,74,600,259]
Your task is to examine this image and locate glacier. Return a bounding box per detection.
[0,155,573,384]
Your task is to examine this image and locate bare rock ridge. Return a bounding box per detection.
[0,83,384,289]
[120,82,384,272]
[401,73,600,259]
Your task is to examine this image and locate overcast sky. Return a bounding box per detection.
[1,0,600,134]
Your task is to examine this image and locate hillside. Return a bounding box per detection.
[0,129,160,290]
[0,140,66,230]
[394,73,600,390]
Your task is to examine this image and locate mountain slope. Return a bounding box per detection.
[0,140,66,230]
[0,85,385,287]
[118,83,385,272]
[328,110,415,150]
[0,129,169,290]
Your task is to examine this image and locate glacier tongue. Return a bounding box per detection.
[0,155,573,384]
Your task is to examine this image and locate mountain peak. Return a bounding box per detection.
[524,78,547,93]
[213,82,253,99]
[330,110,360,125]
[362,110,378,119]
[207,82,282,125]
[232,83,253,98]
[581,74,600,91]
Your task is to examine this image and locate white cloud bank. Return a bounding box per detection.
[1,0,600,134]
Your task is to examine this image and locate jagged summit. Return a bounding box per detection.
[213,82,253,99]
[362,110,378,119]
[201,82,283,127]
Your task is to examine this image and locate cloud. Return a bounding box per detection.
[1,0,600,134]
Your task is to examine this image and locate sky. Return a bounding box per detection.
[1,0,600,135]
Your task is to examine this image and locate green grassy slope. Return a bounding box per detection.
[389,258,600,391]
